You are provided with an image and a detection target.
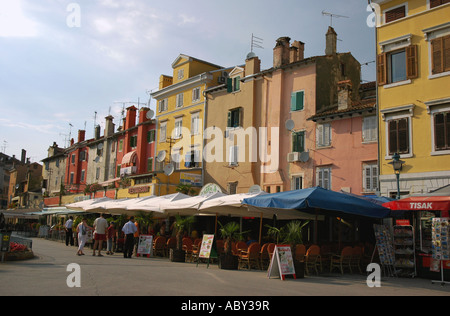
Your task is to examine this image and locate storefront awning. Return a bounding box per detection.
[383,196,450,212]
[121,151,136,165]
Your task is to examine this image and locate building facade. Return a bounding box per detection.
[373,0,450,196]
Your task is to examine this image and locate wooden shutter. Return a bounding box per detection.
[406,45,418,79]
[432,37,443,74]
[398,118,409,154]
[435,113,446,150]
[377,53,387,85]
[443,35,450,72]
[388,120,398,155]
[430,0,450,8]
[385,6,406,23]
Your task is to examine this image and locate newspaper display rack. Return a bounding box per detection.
[431,217,450,285]
[393,225,416,277]
[373,224,396,276]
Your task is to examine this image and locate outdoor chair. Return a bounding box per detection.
[165,237,176,257]
[234,241,248,256]
[267,243,275,262]
[260,243,270,270]
[330,246,353,274]
[191,238,203,262]
[350,246,363,274]
[182,237,193,262]
[238,242,261,270]
[153,236,166,257]
[305,245,321,275]
[295,244,306,262]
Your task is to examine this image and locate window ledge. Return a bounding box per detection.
[431,150,450,156]
[429,71,450,80]
[383,79,411,89]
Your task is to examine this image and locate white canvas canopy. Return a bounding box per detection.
[101,196,157,215]
[126,193,190,214]
[66,197,112,211]
[159,192,228,216]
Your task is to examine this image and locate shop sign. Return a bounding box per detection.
[199,183,222,196]
[128,186,150,194]
[409,202,433,210]
[395,219,410,226]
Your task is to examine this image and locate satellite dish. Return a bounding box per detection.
[299,151,310,163]
[249,185,262,193]
[163,163,174,176]
[94,156,100,163]
[98,143,103,150]
[285,119,295,131]
[156,150,166,162]
[146,109,154,120]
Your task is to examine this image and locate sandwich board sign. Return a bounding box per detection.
[137,235,153,257]
[197,234,217,268]
[267,245,296,280]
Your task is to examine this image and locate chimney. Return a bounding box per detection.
[245,55,261,76]
[325,26,337,55]
[139,107,150,124]
[95,125,101,140]
[104,115,115,137]
[337,80,352,111]
[291,41,305,62]
[21,149,26,163]
[125,105,137,130]
[78,130,85,143]
[273,37,291,68]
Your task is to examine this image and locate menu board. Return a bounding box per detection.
[374,224,395,266]
[431,218,450,261]
[267,245,296,280]
[199,234,215,259]
[137,235,153,257]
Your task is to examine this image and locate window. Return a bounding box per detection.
[434,111,450,151]
[192,87,201,102]
[363,116,377,142]
[291,176,303,190]
[227,182,238,194]
[227,108,242,128]
[185,150,200,168]
[81,170,85,182]
[191,112,200,135]
[363,164,378,192]
[71,154,75,164]
[70,173,74,184]
[291,91,304,111]
[292,131,305,153]
[430,0,450,9]
[129,135,137,148]
[160,122,167,142]
[229,145,239,166]
[176,93,184,108]
[158,99,168,112]
[119,140,123,152]
[431,35,450,75]
[96,167,100,180]
[317,167,331,190]
[79,150,86,161]
[377,45,418,85]
[147,130,155,143]
[385,5,406,23]
[388,118,410,155]
[174,118,183,139]
[172,150,180,170]
[177,69,184,80]
[227,76,240,92]
[316,123,331,147]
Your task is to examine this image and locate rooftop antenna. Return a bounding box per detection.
[251,33,264,53]
[322,10,349,27]
[1,140,7,154]
[68,123,73,147]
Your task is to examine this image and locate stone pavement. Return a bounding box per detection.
[1,237,450,300]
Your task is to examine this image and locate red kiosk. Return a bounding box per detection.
[383,196,450,280]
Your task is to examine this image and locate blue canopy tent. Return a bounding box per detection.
[243,187,391,244]
[242,187,391,219]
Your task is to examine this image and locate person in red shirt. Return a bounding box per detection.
[106,222,117,255]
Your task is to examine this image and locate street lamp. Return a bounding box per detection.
[388,153,405,200]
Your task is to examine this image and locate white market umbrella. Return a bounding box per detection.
[198,192,267,217]
[104,196,157,215]
[66,197,112,211]
[160,192,228,216]
[126,193,190,214]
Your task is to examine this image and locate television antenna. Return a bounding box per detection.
[322,11,349,27]
[251,33,264,53]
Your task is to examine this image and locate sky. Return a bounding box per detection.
[0,0,377,163]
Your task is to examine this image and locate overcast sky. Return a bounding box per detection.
[0,0,376,163]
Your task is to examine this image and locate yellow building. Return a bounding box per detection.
[151,54,227,195]
[372,0,450,196]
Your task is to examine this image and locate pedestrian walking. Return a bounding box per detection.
[106,221,116,255]
[92,213,108,256]
[76,218,92,256]
[64,216,74,246]
[122,216,137,258]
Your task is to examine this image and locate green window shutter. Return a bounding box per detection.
[227,111,232,128]
[291,93,297,111]
[291,91,304,111]
[234,76,240,91]
[147,158,153,172]
[147,131,151,143]
[227,78,233,93]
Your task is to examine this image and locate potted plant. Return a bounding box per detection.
[282,220,310,278]
[170,214,195,262]
[217,221,243,270]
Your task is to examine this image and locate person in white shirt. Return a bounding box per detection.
[64,216,74,246]
[92,213,108,256]
[122,216,137,258]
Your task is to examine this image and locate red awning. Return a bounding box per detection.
[121,151,137,165]
[383,196,450,211]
